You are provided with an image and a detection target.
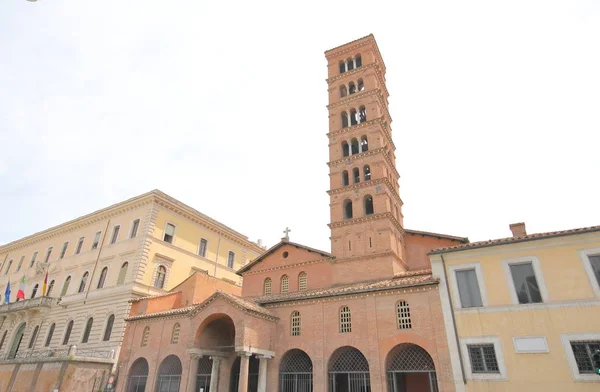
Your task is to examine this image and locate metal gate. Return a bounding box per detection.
[328,347,371,392]
[386,344,438,392]
[279,349,313,392]
[127,358,149,392]
[196,357,213,392]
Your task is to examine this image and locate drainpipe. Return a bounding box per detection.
[84,219,111,304]
[440,253,467,384]
[213,235,222,277]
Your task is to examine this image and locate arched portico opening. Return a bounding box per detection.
[230,355,259,392]
[195,313,236,352]
[328,346,371,392]
[279,349,313,392]
[386,343,438,392]
[126,357,149,392]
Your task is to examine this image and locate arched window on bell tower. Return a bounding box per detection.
[343,200,353,220]
[339,61,345,74]
[360,135,368,152]
[364,195,374,216]
[353,168,360,184]
[350,109,358,126]
[364,165,371,181]
[342,141,350,157]
[342,171,349,186]
[347,57,354,71]
[341,112,349,128]
[355,54,362,68]
[349,82,356,95]
[340,85,347,97]
[350,138,359,155]
[359,106,367,123]
[358,79,364,91]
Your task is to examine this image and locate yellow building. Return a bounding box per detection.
[0,189,263,391]
[430,222,600,391]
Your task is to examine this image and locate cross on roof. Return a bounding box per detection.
[283,227,291,241]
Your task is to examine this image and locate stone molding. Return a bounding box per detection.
[327,177,404,206]
[327,146,401,180]
[327,88,393,125]
[328,118,397,158]
[240,257,334,277]
[327,61,390,99]
[328,212,404,233]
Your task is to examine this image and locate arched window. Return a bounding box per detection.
[291,311,301,336]
[351,138,359,155]
[364,195,374,215]
[63,320,74,345]
[141,326,150,347]
[97,267,108,289]
[349,82,356,94]
[279,349,313,391]
[353,168,360,184]
[78,272,89,293]
[396,301,412,329]
[171,323,181,344]
[156,355,182,392]
[299,272,307,291]
[103,315,115,341]
[31,283,39,299]
[339,61,345,74]
[154,266,167,289]
[347,57,354,71]
[328,346,370,389]
[117,262,128,285]
[341,112,349,128]
[61,276,71,297]
[45,324,55,347]
[360,135,368,152]
[82,318,93,343]
[127,358,149,392]
[281,275,289,293]
[343,200,353,220]
[47,280,55,297]
[350,109,358,126]
[359,105,367,123]
[8,323,26,359]
[264,278,272,295]
[355,54,362,67]
[340,85,347,97]
[339,306,352,333]
[28,325,40,349]
[342,141,350,157]
[0,331,7,351]
[342,170,349,186]
[358,78,364,91]
[4,259,12,275]
[364,165,371,181]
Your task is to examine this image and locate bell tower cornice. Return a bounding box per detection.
[327,118,396,154]
[326,147,401,180]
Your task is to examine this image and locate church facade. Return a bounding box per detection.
[116,35,469,392]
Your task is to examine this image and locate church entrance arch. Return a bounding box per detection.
[279,348,313,392]
[230,355,259,392]
[328,346,371,392]
[195,313,236,352]
[386,343,438,392]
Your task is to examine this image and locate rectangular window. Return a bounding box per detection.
[163,223,175,243]
[456,269,483,308]
[467,344,500,373]
[130,219,140,238]
[227,251,235,268]
[590,255,600,287]
[570,341,600,373]
[76,237,84,254]
[110,225,120,244]
[92,231,101,249]
[59,242,69,259]
[509,262,542,304]
[199,239,208,257]
[44,247,53,263]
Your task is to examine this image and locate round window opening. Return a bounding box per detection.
[283,252,289,258]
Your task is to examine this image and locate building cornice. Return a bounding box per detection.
[327,147,401,180]
[327,178,404,207]
[328,211,404,234]
[187,294,279,322]
[325,34,387,74]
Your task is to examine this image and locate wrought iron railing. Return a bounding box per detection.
[0,296,55,314]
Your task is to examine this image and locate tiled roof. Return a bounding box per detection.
[125,305,197,321]
[129,290,179,303]
[404,229,469,243]
[429,225,600,254]
[253,270,437,304]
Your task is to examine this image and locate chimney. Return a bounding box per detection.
[509,222,527,237]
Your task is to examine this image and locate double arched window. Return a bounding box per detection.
[338,54,362,74]
[264,278,272,295]
[339,78,365,97]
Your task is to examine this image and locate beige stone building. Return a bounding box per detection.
[0,190,263,391]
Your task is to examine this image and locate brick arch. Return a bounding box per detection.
[379,332,439,371]
[193,313,236,350]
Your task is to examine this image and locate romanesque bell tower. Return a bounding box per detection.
[325,35,406,281]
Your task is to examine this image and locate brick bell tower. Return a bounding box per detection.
[325,35,406,283]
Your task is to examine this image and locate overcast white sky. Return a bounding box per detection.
[1,1,598,252]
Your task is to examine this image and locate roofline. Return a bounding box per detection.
[428,226,600,255]
[237,240,331,275]
[325,34,374,55]
[404,229,469,243]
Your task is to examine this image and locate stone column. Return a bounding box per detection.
[209,356,222,392]
[256,355,271,392]
[187,356,199,392]
[237,352,251,392]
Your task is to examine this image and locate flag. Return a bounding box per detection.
[42,271,48,296]
[16,275,25,300]
[4,281,10,304]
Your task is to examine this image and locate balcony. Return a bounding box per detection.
[0,296,55,315]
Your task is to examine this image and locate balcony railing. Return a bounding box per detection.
[0,296,55,314]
